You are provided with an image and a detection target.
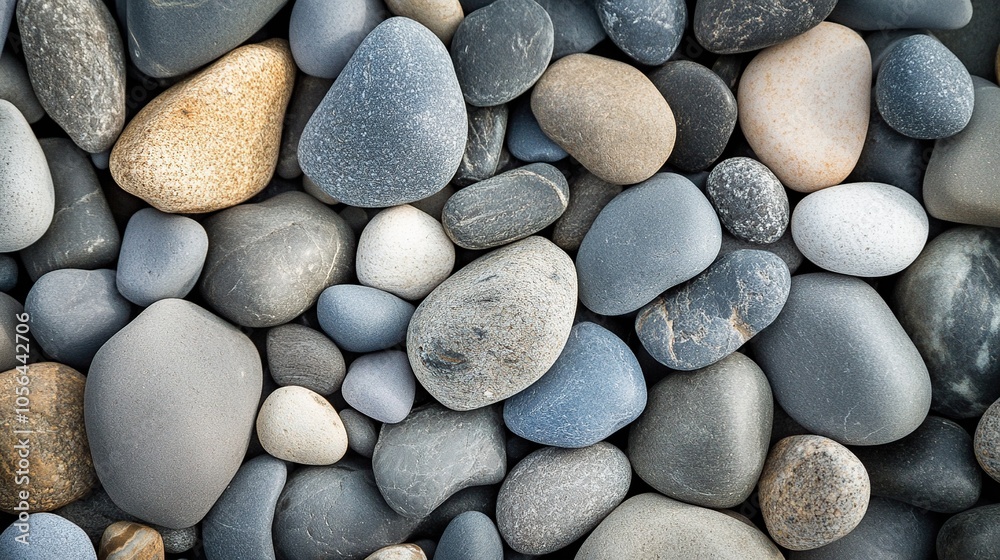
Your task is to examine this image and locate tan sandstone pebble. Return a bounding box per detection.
[386,0,464,44]
[256,386,349,465]
[759,435,870,551]
[99,521,165,560]
[0,362,96,513]
[531,53,675,185]
[975,397,1000,482]
[110,39,296,213]
[738,22,870,193]
[364,543,429,560]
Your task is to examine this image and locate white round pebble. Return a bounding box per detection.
[791,182,928,277]
[255,386,348,466]
[356,204,456,300]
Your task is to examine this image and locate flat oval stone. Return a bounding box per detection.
[277,75,332,179]
[317,285,415,353]
[435,511,503,560]
[116,208,207,307]
[110,39,295,213]
[636,250,790,370]
[752,273,931,445]
[86,299,262,528]
[0,99,54,253]
[454,104,508,187]
[0,513,96,560]
[497,443,630,555]
[506,100,568,163]
[299,17,467,208]
[341,408,380,458]
[936,504,1000,560]
[202,455,287,560]
[342,350,417,424]
[0,49,44,123]
[830,0,972,31]
[739,22,871,192]
[551,172,621,252]
[531,53,675,185]
[791,182,928,277]
[536,0,605,59]
[577,173,721,316]
[256,386,349,465]
[628,353,772,508]
[976,398,1000,481]
[760,435,870,551]
[407,236,576,410]
[372,404,506,518]
[17,0,124,152]
[290,0,386,79]
[99,522,164,560]
[200,191,355,328]
[575,493,784,560]
[595,0,685,65]
[695,0,837,54]
[706,157,788,244]
[386,0,464,44]
[267,324,346,395]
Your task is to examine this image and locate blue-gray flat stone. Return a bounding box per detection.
[694,0,837,55]
[266,323,346,395]
[0,49,44,123]
[317,285,415,353]
[202,455,287,560]
[454,104,508,187]
[289,0,385,79]
[536,0,605,59]
[342,350,416,424]
[435,511,503,560]
[116,208,208,307]
[596,0,685,65]
[0,513,96,560]
[0,99,54,253]
[830,0,972,31]
[718,230,805,274]
[506,100,568,163]
[705,157,788,244]
[0,0,13,45]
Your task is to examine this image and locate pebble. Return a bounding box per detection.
[256,386,349,465]
[412,483,499,538]
[154,525,196,554]
[20,138,120,281]
[450,0,553,107]
[496,443,630,554]
[536,0,605,59]
[976,398,1000,481]
[341,408,380,458]
[694,0,836,54]
[116,209,207,308]
[0,513,97,560]
[407,237,576,410]
[629,353,772,508]
[576,493,784,559]
[267,324,346,395]
[532,53,674,185]
[504,322,645,448]
[936,0,1000,79]
[936,504,1000,560]
[54,488,138,544]
[454,104,509,187]
[17,0,124,153]
[110,39,295,213]
[0,99,54,253]
[277,74,332,179]
[125,0,285,78]
[829,0,972,30]
[366,543,429,560]
[0,0,12,44]
[202,454,287,560]
[551,172,621,252]
[791,182,928,277]
[372,404,506,518]
[289,0,386,79]
[387,0,464,44]
[705,157,788,244]
[85,298,262,528]
[342,350,417,424]
[317,285,416,353]
[200,191,355,328]
[595,0,685,65]
[576,173,721,316]
[0,256,17,292]
[0,293,23,372]
[506,100,568,163]
[738,22,871,192]
[25,269,131,369]
[752,273,932,445]
[442,163,569,249]
[847,91,926,200]
[0,49,44,123]
[851,416,981,513]
[435,511,504,560]
[99,522,164,560]
[894,227,1000,418]
[759,435,870,551]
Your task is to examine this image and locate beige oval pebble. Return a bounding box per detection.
[738,22,870,193]
[256,386,348,465]
[364,543,428,560]
[99,521,165,560]
[386,0,464,44]
[531,53,675,185]
[110,39,296,213]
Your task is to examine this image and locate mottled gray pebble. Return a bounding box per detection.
[267,323,346,395]
[317,285,415,353]
[342,350,416,424]
[706,157,789,244]
[976,397,1000,482]
[0,513,96,560]
[694,0,836,54]
[596,0,685,65]
[551,172,621,252]
[454,104,509,187]
[154,524,197,554]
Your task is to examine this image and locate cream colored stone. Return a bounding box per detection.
[256,386,348,465]
[738,22,870,193]
[364,544,428,560]
[386,0,464,44]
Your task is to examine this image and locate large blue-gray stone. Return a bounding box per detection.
[202,454,287,560]
[596,0,685,65]
[435,511,503,560]
[830,0,971,30]
[0,99,54,253]
[317,285,415,353]
[289,0,386,80]
[116,208,208,307]
[0,513,96,560]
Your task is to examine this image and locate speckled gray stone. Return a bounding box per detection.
[596,0,685,65]
[317,284,415,353]
[830,0,971,30]
[497,443,630,555]
[20,139,120,281]
[85,299,262,529]
[200,191,355,328]
[372,404,507,518]
[442,163,569,249]
[0,99,54,253]
[289,0,385,79]
[694,0,837,54]
[116,208,208,307]
[936,504,1000,560]
[536,0,605,59]
[454,104,509,187]
[0,513,96,560]
[451,0,554,107]
[706,158,789,244]
[154,525,197,554]
[0,292,23,372]
[551,172,621,252]
[407,237,577,411]
[277,75,332,179]
[0,49,44,123]
[506,100,568,163]
[299,17,467,208]
[976,398,1000,482]
[267,323,346,395]
[340,408,380,458]
[53,487,139,544]
[202,454,287,560]
[753,273,931,445]
[342,350,416,424]
[876,35,974,139]
[0,256,17,292]
[435,511,503,560]
[17,0,124,152]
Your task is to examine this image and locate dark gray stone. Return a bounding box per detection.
[451,0,554,107]
[20,139,120,281]
[752,273,932,445]
[718,230,805,274]
[317,285,415,353]
[340,408,379,458]
[155,525,197,554]
[267,323,346,395]
[0,513,96,560]
[0,255,17,292]
[848,89,926,201]
[830,0,972,30]
[116,208,208,307]
[934,0,1000,79]
[412,485,499,539]
[0,292,23,372]
[577,173,721,316]
[650,61,738,173]
[85,298,262,528]
[694,0,837,55]
[342,350,416,424]
[289,0,385,79]
[937,504,1000,560]
[0,99,54,253]
[53,487,139,544]
[551,172,621,252]
[876,35,974,139]
[977,398,1000,482]
[442,163,569,249]
[706,157,789,244]
[850,416,981,513]
[372,404,507,518]
[435,511,503,560]
[0,48,44,123]
[454,104,508,187]
[202,454,288,560]
[496,443,630,555]
[200,191,355,328]
[506,100,567,163]
[596,0,685,65]
[300,18,467,207]
[277,75,333,179]
[628,353,773,508]
[867,30,927,73]
[536,0,605,59]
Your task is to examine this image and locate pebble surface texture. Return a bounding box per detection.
[551,172,621,252]
[0,99,54,253]
[739,22,871,192]
[110,39,295,213]
[595,0,686,65]
[98,522,164,560]
[299,17,467,208]
[256,386,349,465]
[936,504,1000,560]
[289,0,386,79]
[706,157,788,244]
[454,104,509,187]
[760,435,871,551]
[531,53,675,185]
[977,399,1000,482]
[435,511,503,560]
[266,324,346,395]
[202,455,287,560]
[0,513,97,560]
[694,0,837,54]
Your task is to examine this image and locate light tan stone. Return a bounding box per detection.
[256,386,348,465]
[364,543,428,560]
[386,0,464,44]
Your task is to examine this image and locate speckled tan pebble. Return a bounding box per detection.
[364,543,428,560]
[759,434,870,550]
[975,398,1000,482]
[738,22,870,193]
[109,39,296,213]
[256,386,349,465]
[99,521,165,560]
[386,0,464,44]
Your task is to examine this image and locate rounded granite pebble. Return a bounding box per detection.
[975,398,1000,482]
[695,0,837,54]
[0,513,97,560]
[551,172,621,252]
[506,100,568,163]
[256,386,349,466]
[116,208,207,307]
[202,454,287,560]
[317,285,416,353]
[0,48,44,123]
[340,408,380,458]
[937,504,1000,560]
[454,104,509,187]
[595,0,685,65]
[99,522,164,560]
[342,350,416,424]
[0,99,54,253]
[706,157,788,244]
[267,324,346,396]
[289,0,386,79]
[760,435,871,551]
[386,0,464,45]
[435,511,503,560]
